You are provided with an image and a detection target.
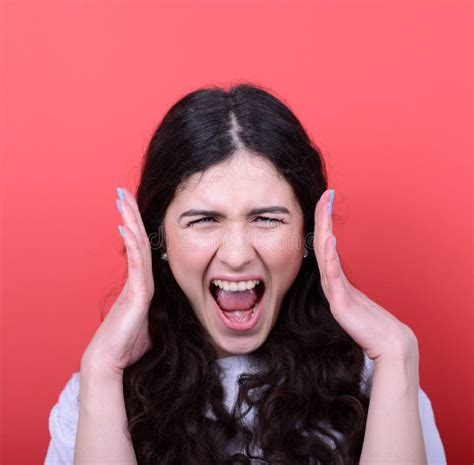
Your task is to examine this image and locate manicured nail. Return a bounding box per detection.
[333,236,337,248]
[328,189,335,217]
[116,198,123,214]
[117,187,124,200]
[118,225,125,238]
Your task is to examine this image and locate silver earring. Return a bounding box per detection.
[161,252,168,261]
[303,248,308,258]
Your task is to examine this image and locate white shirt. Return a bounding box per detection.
[44,352,447,464]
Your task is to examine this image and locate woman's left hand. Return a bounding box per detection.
[313,189,418,363]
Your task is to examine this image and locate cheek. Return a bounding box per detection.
[168,229,215,264]
[167,233,211,296]
[262,231,304,287]
[256,229,303,259]
[169,251,207,290]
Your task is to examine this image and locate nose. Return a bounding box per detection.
[215,227,258,268]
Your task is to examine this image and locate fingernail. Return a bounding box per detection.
[333,236,337,248]
[116,198,123,214]
[117,187,124,200]
[118,225,125,238]
[328,189,335,217]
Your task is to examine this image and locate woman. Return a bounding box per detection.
[45,83,446,464]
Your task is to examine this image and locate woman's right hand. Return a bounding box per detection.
[80,187,155,379]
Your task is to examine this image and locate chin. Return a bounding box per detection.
[212,332,266,357]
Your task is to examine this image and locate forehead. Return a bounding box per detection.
[173,152,298,209]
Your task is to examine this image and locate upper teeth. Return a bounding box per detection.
[212,279,260,291]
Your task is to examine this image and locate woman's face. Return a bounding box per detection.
[162,151,305,358]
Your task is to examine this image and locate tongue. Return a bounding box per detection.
[215,288,258,311]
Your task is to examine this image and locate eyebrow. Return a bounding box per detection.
[179,206,291,220]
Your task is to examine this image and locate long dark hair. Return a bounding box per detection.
[118,83,370,464]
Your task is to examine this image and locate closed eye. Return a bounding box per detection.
[187,216,285,227]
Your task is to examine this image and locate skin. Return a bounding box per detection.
[74,169,426,463]
[314,188,427,463]
[162,150,306,358]
[314,189,418,362]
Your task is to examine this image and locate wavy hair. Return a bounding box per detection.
[113,83,370,464]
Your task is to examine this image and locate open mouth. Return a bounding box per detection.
[209,280,266,324]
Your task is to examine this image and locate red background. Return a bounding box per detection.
[1,0,472,463]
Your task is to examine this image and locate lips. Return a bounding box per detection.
[211,283,266,331]
[209,280,266,310]
[208,275,266,286]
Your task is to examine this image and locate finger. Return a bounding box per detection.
[116,188,141,242]
[118,225,148,301]
[116,188,148,264]
[119,188,150,246]
[314,189,333,278]
[324,235,350,304]
[119,188,153,264]
[118,189,155,296]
